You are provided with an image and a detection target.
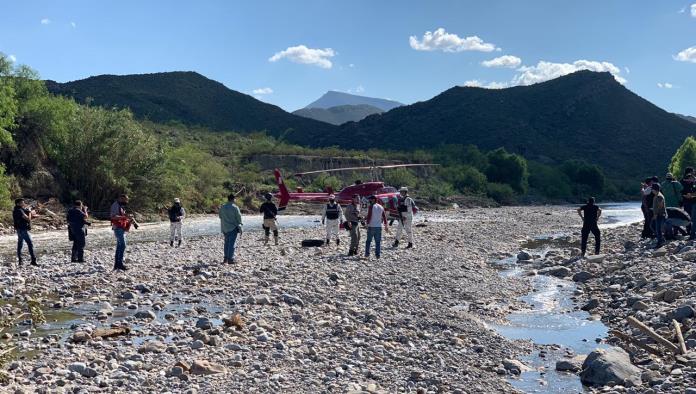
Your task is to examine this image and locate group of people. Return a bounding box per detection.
[640,169,696,249]
[12,186,417,269]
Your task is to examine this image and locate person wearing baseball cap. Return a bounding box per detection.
[393,186,416,249]
[322,194,344,246]
[168,198,186,247]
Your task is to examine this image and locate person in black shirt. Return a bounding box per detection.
[66,200,89,262]
[260,193,279,245]
[577,197,602,257]
[13,198,38,266]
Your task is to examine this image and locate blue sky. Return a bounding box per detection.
[1,1,695,114]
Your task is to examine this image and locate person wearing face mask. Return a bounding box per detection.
[322,194,344,246]
[364,195,390,259]
[344,194,363,256]
[393,187,416,249]
[168,198,186,247]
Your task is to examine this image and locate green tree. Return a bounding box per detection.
[561,160,606,195]
[0,53,18,147]
[438,165,487,194]
[487,182,516,204]
[669,136,696,180]
[485,148,528,193]
[383,168,418,189]
[527,161,572,198]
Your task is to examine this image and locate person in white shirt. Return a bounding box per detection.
[322,194,344,246]
[365,195,390,259]
[393,187,416,249]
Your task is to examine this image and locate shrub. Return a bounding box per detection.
[487,182,517,204]
[669,136,696,180]
[485,148,528,193]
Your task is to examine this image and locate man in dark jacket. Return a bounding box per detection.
[13,198,38,266]
[168,198,186,247]
[260,193,279,245]
[67,200,89,262]
[577,197,602,257]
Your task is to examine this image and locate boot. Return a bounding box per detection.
[170,240,174,247]
[336,239,340,246]
[406,242,413,249]
[326,239,330,246]
[264,236,269,245]
[30,257,38,266]
[178,240,182,247]
[274,236,279,245]
[17,258,23,267]
[392,240,399,248]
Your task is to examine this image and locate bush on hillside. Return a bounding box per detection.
[669,137,696,180]
[485,148,528,193]
[487,182,517,204]
[438,165,487,194]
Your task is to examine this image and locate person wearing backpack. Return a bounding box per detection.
[393,187,417,249]
[322,195,344,246]
[168,198,186,247]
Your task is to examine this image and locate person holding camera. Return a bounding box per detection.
[110,194,137,271]
[67,200,90,263]
[13,198,38,266]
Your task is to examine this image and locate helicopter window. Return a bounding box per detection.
[378,187,397,194]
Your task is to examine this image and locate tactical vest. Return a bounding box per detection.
[325,203,340,220]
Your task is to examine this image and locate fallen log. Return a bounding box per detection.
[609,330,663,356]
[627,316,679,354]
[673,319,688,355]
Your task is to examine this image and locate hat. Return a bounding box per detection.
[174,198,181,203]
[666,173,674,181]
[651,176,659,183]
[328,194,336,199]
[652,182,661,191]
[368,195,377,200]
[399,187,408,193]
[264,193,273,200]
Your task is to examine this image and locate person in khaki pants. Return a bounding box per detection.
[344,194,362,256]
[259,193,279,245]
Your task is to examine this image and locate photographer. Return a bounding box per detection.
[67,200,90,263]
[13,198,38,266]
[110,194,137,271]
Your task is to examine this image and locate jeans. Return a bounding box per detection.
[17,229,35,261]
[690,205,696,237]
[70,225,86,262]
[655,215,666,246]
[114,228,127,268]
[580,224,601,256]
[365,227,382,258]
[349,222,360,255]
[224,228,239,261]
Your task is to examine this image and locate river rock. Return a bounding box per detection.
[556,356,583,372]
[134,310,156,319]
[72,331,92,343]
[196,318,213,330]
[585,254,606,263]
[517,251,532,261]
[502,359,529,375]
[581,298,600,311]
[190,359,227,375]
[672,305,696,322]
[579,348,641,387]
[572,271,593,282]
[538,266,571,278]
[138,340,167,353]
[281,293,305,307]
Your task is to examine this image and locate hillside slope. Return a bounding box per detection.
[334,71,696,179]
[293,104,383,125]
[45,71,335,140]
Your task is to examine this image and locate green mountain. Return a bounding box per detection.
[332,71,696,179]
[45,71,334,140]
[293,104,384,125]
[677,114,696,124]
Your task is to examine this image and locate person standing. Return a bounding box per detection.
[393,187,416,249]
[682,173,696,240]
[640,177,656,238]
[662,173,683,209]
[364,195,390,259]
[66,200,89,262]
[219,193,243,264]
[344,194,362,256]
[652,183,667,248]
[110,194,133,271]
[260,193,279,245]
[13,198,38,266]
[577,197,602,257]
[322,195,344,246]
[168,198,186,247]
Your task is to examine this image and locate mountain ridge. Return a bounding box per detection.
[305,90,403,111]
[292,104,384,125]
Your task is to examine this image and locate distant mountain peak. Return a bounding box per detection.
[305,91,403,112]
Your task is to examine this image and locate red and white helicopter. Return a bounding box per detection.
[272,164,437,214]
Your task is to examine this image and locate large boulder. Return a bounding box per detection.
[580,348,641,387]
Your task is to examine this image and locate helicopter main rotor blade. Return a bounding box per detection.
[294,163,438,177]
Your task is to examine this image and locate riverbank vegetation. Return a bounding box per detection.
[0,54,634,219]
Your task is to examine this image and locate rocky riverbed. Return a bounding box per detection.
[0,206,591,393]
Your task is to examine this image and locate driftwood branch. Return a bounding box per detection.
[609,329,663,356]
[627,316,680,354]
[673,319,688,355]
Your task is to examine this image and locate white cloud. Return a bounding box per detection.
[409,28,498,53]
[348,63,355,68]
[269,45,335,69]
[70,21,76,28]
[40,18,50,25]
[252,87,273,95]
[462,79,507,89]
[691,3,696,17]
[512,60,626,85]
[8,54,16,62]
[481,55,522,68]
[657,82,674,89]
[675,46,696,63]
[624,66,630,74]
